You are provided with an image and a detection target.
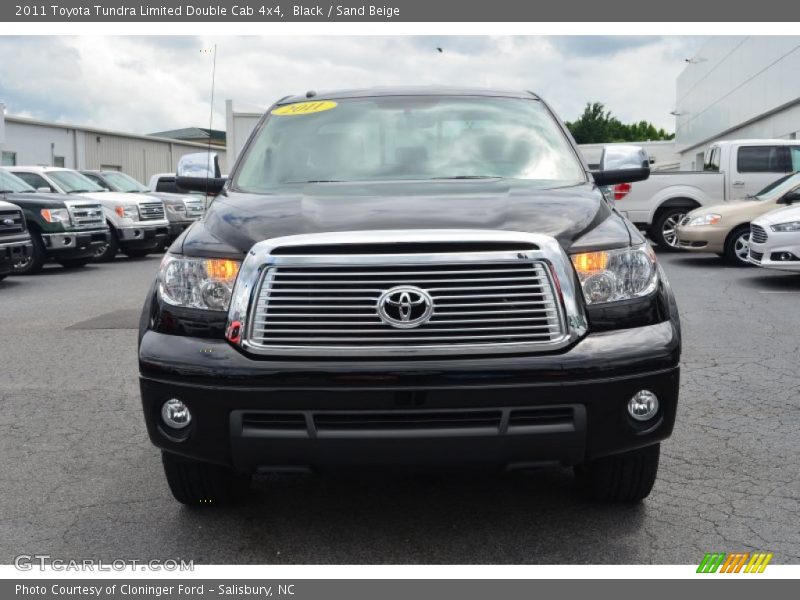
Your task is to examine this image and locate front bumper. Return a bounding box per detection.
[140,320,681,473]
[676,224,727,253]
[0,235,33,276]
[41,228,109,258]
[748,230,800,271]
[117,223,170,249]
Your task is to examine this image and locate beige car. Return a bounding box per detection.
[676,172,800,265]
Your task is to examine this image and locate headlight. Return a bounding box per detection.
[571,244,658,305]
[40,208,71,224]
[687,213,721,226]
[166,203,186,213]
[158,254,241,311]
[115,205,139,219]
[770,221,800,232]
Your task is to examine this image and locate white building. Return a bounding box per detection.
[0,106,227,184]
[675,36,800,170]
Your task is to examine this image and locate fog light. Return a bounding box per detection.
[627,390,659,421]
[161,398,191,429]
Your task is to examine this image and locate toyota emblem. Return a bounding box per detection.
[377,286,434,329]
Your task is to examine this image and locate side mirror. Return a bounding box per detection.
[175,152,226,195]
[779,190,800,205]
[36,187,52,193]
[591,145,650,187]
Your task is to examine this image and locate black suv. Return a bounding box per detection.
[139,88,681,505]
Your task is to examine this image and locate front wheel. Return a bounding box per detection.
[13,233,46,275]
[574,444,660,503]
[651,208,689,251]
[724,225,753,267]
[161,452,251,506]
[93,229,119,263]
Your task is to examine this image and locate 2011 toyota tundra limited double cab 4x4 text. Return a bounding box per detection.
[138,88,681,506]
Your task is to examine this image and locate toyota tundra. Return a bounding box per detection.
[138,88,681,506]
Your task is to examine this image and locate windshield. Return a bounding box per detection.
[233,96,586,192]
[753,171,800,198]
[0,169,36,193]
[102,171,149,193]
[49,170,106,194]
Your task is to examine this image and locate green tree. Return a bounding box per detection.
[565,102,675,144]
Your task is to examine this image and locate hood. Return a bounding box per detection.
[1,191,80,209]
[0,198,21,211]
[181,180,624,257]
[752,203,800,227]
[78,191,163,206]
[688,198,780,220]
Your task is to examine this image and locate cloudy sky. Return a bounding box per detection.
[0,36,705,135]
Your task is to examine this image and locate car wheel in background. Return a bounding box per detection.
[575,443,660,503]
[651,208,688,251]
[93,228,119,263]
[724,225,753,267]
[12,233,46,275]
[161,451,251,506]
[57,257,92,269]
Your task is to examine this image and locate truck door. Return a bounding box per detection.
[731,145,793,200]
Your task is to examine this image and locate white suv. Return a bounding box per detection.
[11,167,170,261]
[749,197,800,271]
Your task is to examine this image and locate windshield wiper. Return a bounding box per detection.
[68,189,91,194]
[0,189,15,193]
[286,179,344,184]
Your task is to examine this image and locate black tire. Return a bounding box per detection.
[575,444,660,503]
[161,452,251,506]
[93,228,119,263]
[12,233,46,275]
[651,207,691,251]
[57,257,92,269]
[123,248,152,259]
[0,274,7,281]
[723,225,753,267]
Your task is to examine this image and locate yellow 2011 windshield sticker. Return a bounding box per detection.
[271,100,337,116]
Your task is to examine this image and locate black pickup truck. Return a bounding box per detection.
[0,169,109,273]
[139,88,681,505]
[0,198,32,280]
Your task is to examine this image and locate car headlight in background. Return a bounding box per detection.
[40,208,71,224]
[770,221,800,232]
[158,254,241,311]
[571,244,658,305]
[687,213,721,226]
[166,203,186,214]
[115,204,139,219]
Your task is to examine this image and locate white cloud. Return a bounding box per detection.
[0,35,705,134]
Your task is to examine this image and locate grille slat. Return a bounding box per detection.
[66,203,104,229]
[247,257,565,354]
[138,201,165,221]
[0,209,25,234]
[750,224,768,244]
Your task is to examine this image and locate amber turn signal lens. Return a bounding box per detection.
[571,251,609,274]
[205,258,240,282]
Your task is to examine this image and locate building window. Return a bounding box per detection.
[53,156,65,168]
[1,151,16,166]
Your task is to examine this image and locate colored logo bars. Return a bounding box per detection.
[697,552,773,573]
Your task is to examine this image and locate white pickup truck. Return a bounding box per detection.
[612,139,800,249]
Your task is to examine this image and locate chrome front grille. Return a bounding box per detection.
[751,224,768,244]
[0,209,25,234]
[680,216,692,226]
[138,201,165,221]
[247,258,566,356]
[66,202,105,229]
[183,197,205,219]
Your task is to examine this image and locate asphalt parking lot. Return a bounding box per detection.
[0,250,798,565]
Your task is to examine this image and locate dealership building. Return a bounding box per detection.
[675,36,800,169]
[0,103,227,184]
